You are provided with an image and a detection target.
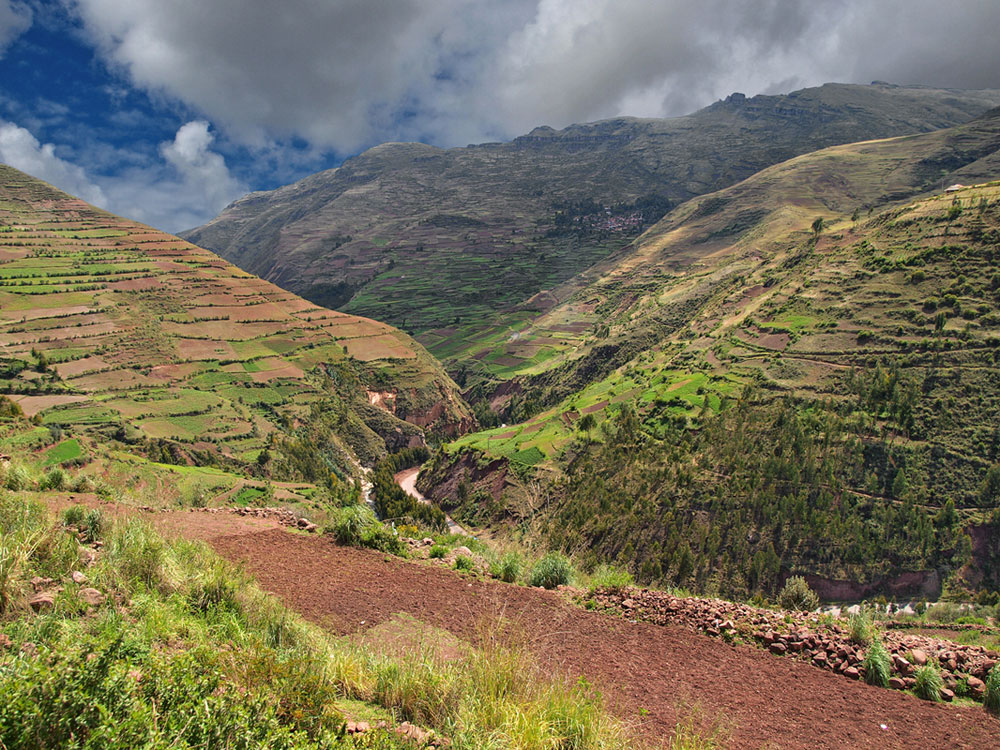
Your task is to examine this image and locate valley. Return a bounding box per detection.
[4,79,1000,749]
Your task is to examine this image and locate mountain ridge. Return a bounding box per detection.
[183,82,1000,368]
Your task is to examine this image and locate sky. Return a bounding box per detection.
[1,1,1000,234]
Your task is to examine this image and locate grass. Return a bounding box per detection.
[913,665,943,701]
[862,638,892,688]
[488,551,524,584]
[40,438,83,466]
[589,564,634,593]
[528,553,573,589]
[848,610,874,645]
[0,493,638,750]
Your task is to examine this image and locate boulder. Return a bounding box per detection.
[967,676,985,698]
[888,677,905,690]
[79,588,106,607]
[71,571,87,584]
[940,687,954,702]
[29,592,55,611]
[845,667,860,680]
[769,642,787,655]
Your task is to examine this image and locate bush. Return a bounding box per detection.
[913,665,943,702]
[454,555,474,572]
[778,576,819,611]
[328,505,405,555]
[39,468,65,491]
[103,521,165,592]
[329,505,379,546]
[848,610,874,645]
[429,544,448,559]
[589,564,634,593]
[3,464,33,491]
[986,665,1000,715]
[862,638,891,688]
[83,508,104,543]
[528,553,573,589]
[61,504,86,526]
[489,551,523,583]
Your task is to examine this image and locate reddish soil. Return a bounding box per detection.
[205,527,996,750]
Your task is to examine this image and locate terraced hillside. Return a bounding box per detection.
[0,164,472,480]
[184,83,1000,368]
[419,110,1000,600]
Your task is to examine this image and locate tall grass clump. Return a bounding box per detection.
[328,505,405,554]
[862,637,892,688]
[589,564,634,593]
[913,664,943,701]
[38,467,65,491]
[985,665,1000,715]
[101,520,165,592]
[848,610,874,645]
[489,550,524,583]
[0,494,46,613]
[777,575,819,611]
[3,463,33,491]
[61,503,86,526]
[528,552,573,589]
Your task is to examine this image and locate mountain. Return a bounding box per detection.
[418,109,1000,599]
[0,164,472,482]
[183,83,1000,369]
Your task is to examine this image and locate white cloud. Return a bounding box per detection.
[0,120,107,205]
[0,118,245,233]
[0,0,31,56]
[64,0,1000,154]
[160,120,244,216]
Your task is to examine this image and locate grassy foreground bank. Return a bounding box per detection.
[0,490,638,750]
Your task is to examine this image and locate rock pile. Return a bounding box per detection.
[590,587,998,702]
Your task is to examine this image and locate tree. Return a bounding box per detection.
[811,217,825,235]
[577,412,597,442]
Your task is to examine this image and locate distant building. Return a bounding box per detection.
[945,184,966,193]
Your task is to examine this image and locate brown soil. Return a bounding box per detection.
[204,527,995,750]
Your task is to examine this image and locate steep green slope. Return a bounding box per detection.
[0,164,472,483]
[421,111,1000,600]
[183,83,1000,368]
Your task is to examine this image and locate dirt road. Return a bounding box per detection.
[203,526,997,750]
[394,467,467,535]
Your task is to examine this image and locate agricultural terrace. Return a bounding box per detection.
[0,165,459,465]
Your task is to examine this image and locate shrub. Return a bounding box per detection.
[589,564,634,593]
[83,508,104,543]
[103,521,165,592]
[454,555,474,571]
[528,553,573,589]
[986,665,1000,715]
[360,525,405,556]
[39,468,65,491]
[429,544,448,559]
[913,665,943,701]
[61,504,86,526]
[329,505,378,546]
[3,464,33,491]
[489,551,523,583]
[848,610,874,645]
[778,576,819,611]
[862,638,891,688]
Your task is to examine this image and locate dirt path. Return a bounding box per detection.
[205,527,997,750]
[394,467,467,535]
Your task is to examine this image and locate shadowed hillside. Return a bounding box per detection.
[183,83,1000,368]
